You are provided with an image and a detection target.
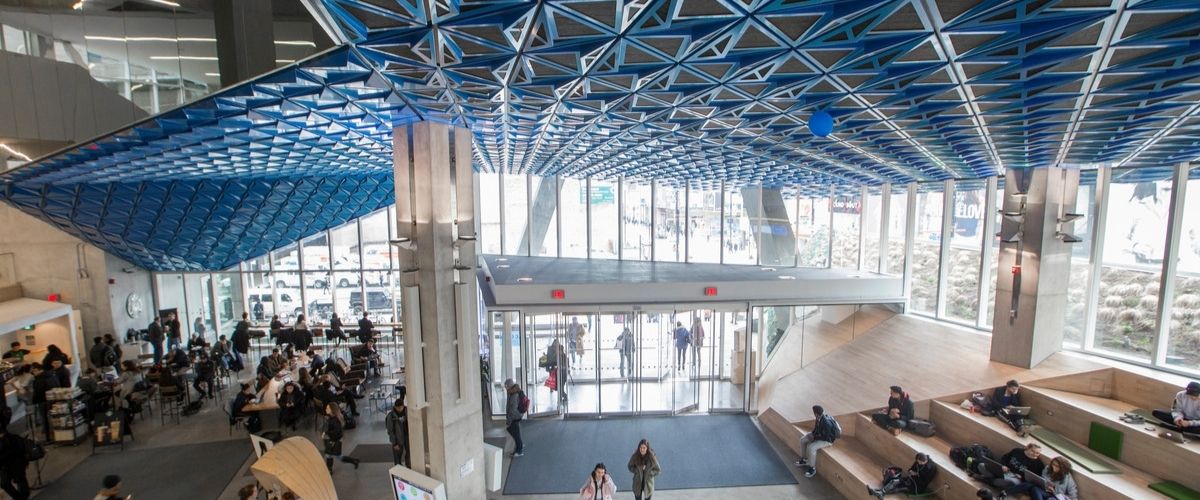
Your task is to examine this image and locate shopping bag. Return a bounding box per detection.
[544,368,558,391]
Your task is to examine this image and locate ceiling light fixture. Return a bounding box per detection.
[778,275,796,280]
[72,0,85,10]
[0,143,32,162]
[150,56,218,61]
[147,0,181,7]
[274,40,317,47]
[517,277,533,282]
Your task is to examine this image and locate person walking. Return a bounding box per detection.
[322,402,360,471]
[504,378,526,457]
[690,317,705,366]
[166,312,182,352]
[566,317,583,363]
[0,426,30,500]
[148,316,164,365]
[617,326,635,378]
[795,404,841,478]
[578,463,616,500]
[672,322,690,369]
[231,312,251,371]
[386,395,410,467]
[627,439,660,500]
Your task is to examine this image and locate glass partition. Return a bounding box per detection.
[688,184,722,263]
[830,188,861,269]
[560,178,587,258]
[590,179,619,259]
[503,174,528,255]
[623,181,652,260]
[724,189,758,265]
[862,188,883,272]
[944,182,986,323]
[654,183,685,262]
[886,186,908,275]
[910,189,944,315]
[797,194,831,267]
[479,172,502,254]
[1166,168,1200,371]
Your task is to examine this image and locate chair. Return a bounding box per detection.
[310,399,327,432]
[224,405,249,436]
[157,385,185,425]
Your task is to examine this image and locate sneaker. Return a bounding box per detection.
[794,458,808,467]
[510,451,524,457]
[804,467,816,478]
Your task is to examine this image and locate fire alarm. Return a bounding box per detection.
[704,287,718,296]
[551,289,565,300]
[1011,265,1021,275]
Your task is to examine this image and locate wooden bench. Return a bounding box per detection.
[854,413,975,499]
[817,436,890,499]
[930,399,1161,499]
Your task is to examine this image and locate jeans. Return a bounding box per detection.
[1006,481,1049,500]
[973,463,1020,489]
[871,412,908,430]
[152,341,163,365]
[675,345,687,367]
[392,443,410,467]
[0,467,29,500]
[799,432,832,470]
[619,351,632,377]
[507,420,523,453]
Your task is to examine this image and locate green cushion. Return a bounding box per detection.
[1149,481,1200,500]
[1088,422,1123,461]
[1028,428,1121,474]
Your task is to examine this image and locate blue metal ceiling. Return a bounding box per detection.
[3,0,1200,271]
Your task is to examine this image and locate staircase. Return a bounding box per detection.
[800,368,1193,499]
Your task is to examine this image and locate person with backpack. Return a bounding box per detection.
[869,452,937,498]
[504,378,527,457]
[872,386,915,435]
[103,335,123,374]
[672,322,690,369]
[795,404,840,478]
[89,337,116,372]
[0,426,30,500]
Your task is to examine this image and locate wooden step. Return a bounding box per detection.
[1024,385,1200,492]
[854,413,979,499]
[930,400,1161,500]
[816,436,890,500]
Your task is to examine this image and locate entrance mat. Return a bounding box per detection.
[347,443,396,463]
[1029,428,1120,474]
[503,414,796,495]
[1150,481,1200,500]
[39,439,250,500]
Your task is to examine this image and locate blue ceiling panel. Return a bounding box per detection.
[3,0,1200,271]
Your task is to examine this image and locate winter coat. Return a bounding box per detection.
[627,452,661,497]
[578,474,616,500]
[505,386,524,425]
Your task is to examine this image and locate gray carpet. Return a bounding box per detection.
[40,439,250,500]
[503,415,796,495]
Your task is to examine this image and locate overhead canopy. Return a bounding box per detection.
[0,298,73,336]
[2,0,1199,271]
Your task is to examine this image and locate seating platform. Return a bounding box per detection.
[853,413,972,499]
[815,436,889,499]
[930,399,1160,499]
[1023,386,1200,492]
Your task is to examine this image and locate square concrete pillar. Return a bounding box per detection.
[990,167,1080,368]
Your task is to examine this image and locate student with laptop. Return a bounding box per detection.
[1004,456,1077,500]
[1152,381,1200,434]
[867,452,937,498]
[989,379,1031,433]
[971,443,1045,490]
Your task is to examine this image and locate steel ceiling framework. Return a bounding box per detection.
[1,0,1198,271]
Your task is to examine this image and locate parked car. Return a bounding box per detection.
[350,289,392,316]
[247,290,301,321]
[306,298,334,323]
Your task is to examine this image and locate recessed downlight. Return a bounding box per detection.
[761,267,777,271]
[517,277,533,282]
[497,264,510,269]
[778,275,796,280]
[496,258,508,262]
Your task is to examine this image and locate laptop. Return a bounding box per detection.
[978,457,1006,477]
[1160,430,1187,444]
[1023,469,1048,488]
[1005,406,1032,416]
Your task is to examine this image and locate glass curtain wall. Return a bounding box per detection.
[654,182,685,262]
[1167,168,1200,371]
[623,181,652,261]
[724,188,758,265]
[797,192,831,267]
[862,187,883,272]
[886,186,909,275]
[944,181,986,324]
[830,186,861,269]
[910,187,944,315]
[590,179,619,259]
[560,178,587,258]
[688,183,722,264]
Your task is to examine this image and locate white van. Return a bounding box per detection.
[246,290,301,321]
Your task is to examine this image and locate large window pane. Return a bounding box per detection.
[910,188,943,315]
[531,177,557,257]
[724,188,758,265]
[945,182,986,323]
[590,179,619,259]
[1095,178,1170,361]
[654,183,684,262]
[560,178,587,258]
[886,187,908,275]
[331,222,359,270]
[479,172,501,254]
[1063,181,1096,347]
[1167,169,1200,372]
[361,209,392,282]
[797,194,830,267]
[831,188,860,269]
[688,184,722,263]
[985,187,1002,327]
[214,273,244,338]
[503,174,528,255]
[623,180,652,260]
[862,188,883,272]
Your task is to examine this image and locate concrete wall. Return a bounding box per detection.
[0,203,151,341]
[105,253,154,339]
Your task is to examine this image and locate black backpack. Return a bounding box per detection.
[949,443,992,470]
[24,437,44,462]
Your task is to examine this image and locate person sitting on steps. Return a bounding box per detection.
[971,443,1045,491]
[869,452,938,498]
[872,385,915,435]
[989,379,1028,434]
[1153,381,1200,434]
[794,404,841,478]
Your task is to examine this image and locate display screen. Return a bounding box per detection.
[393,476,435,500]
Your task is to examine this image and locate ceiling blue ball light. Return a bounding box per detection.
[809,111,833,138]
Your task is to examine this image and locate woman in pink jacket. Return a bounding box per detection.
[578,462,616,500]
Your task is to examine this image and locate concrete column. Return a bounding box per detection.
[393,122,486,498]
[990,167,1080,368]
[518,175,558,256]
[214,0,277,87]
[742,187,797,266]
